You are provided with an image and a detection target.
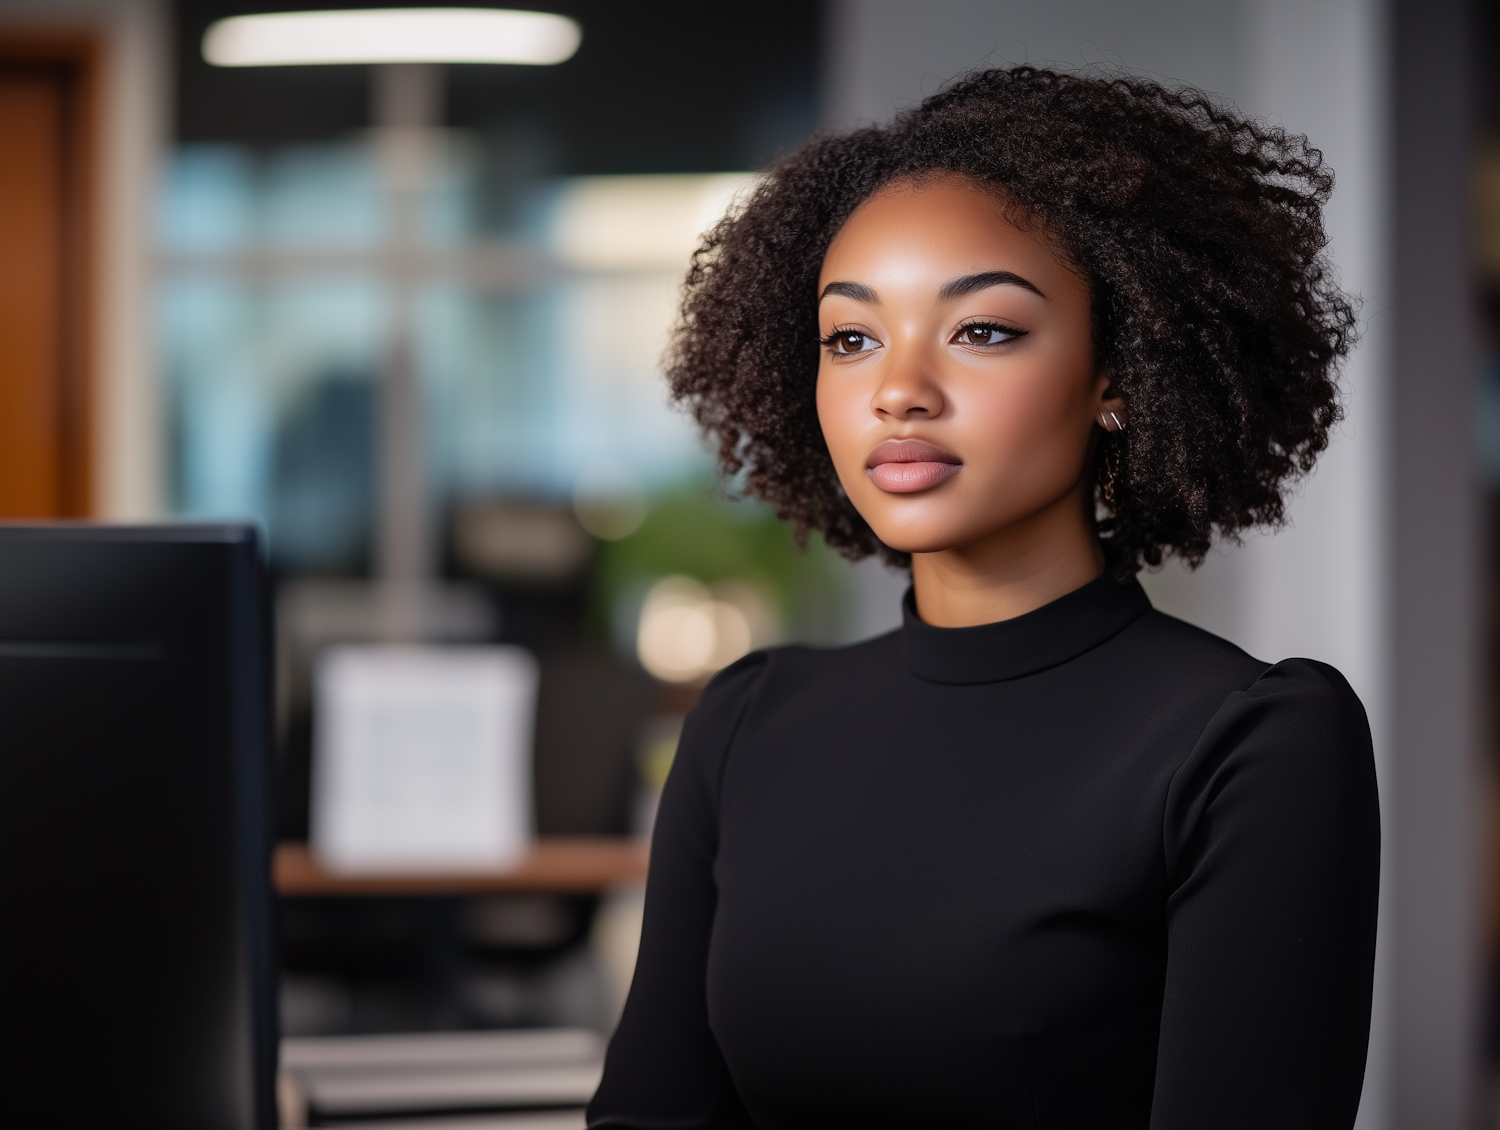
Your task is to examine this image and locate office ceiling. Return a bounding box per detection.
[174,0,823,173]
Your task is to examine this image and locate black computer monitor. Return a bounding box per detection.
[0,524,276,1129]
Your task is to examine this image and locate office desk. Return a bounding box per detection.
[274,838,649,897]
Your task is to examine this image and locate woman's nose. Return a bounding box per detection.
[872,344,945,419]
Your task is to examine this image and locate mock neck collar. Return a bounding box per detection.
[899,571,1152,685]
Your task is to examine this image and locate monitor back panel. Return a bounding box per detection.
[0,525,275,1129]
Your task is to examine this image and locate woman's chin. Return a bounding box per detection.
[866,524,973,557]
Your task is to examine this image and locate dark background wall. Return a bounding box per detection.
[173,0,823,173]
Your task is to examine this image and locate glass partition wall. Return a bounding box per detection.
[158,138,737,573]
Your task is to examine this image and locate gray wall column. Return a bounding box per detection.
[1390,0,1481,1124]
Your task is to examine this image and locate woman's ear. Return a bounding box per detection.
[1095,374,1128,432]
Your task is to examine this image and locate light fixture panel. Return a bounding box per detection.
[203,7,581,67]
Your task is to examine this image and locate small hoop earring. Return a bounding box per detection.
[1109,411,1125,432]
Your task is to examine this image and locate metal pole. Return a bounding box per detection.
[372,63,440,640]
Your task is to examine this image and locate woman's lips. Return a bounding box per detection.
[865,438,962,493]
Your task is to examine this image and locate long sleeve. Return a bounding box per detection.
[1152,658,1380,1129]
[586,653,768,1130]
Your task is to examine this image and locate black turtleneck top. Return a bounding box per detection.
[588,574,1380,1129]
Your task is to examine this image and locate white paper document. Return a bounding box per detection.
[312,646,539,874]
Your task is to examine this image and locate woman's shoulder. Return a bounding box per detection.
[1166,649,1375,832]
[1128,609,1368,728]
[682,635,897,753]
[678,647,787,757]
[1115,612,1372,793]
[1230,656,1372,752]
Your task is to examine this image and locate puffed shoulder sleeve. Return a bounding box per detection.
[586,651,768,1129]
[1151,658,1380,1130]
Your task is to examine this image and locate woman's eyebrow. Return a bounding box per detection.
[820,272,1045,305]
[819,280,879,304]
[938,270,1045,300]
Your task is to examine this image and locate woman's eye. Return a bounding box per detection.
[954,323,1019,347]
[827,331,876,355]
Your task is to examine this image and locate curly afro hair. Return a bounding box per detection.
[666,66,1357,575]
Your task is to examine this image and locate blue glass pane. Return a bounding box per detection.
[420,278,708,501]
[420,137,485,247]
[157,147,257,252]
[160,144,387,252]
[160,272,387,571]
[261,146,385,249]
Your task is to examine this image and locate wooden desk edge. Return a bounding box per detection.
[274,838,650,897]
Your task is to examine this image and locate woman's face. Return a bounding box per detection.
[816,175,1120,561]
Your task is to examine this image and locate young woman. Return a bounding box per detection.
[588,67,1379,1129]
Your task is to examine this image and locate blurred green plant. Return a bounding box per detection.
[591,478,849,644]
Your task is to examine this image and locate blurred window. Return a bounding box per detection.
[157,140,749,574]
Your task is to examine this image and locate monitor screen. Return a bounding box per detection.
[0,524,276,1129]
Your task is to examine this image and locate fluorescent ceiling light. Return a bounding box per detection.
[203,8,581,67]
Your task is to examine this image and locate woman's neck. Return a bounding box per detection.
[909,484,1104,628]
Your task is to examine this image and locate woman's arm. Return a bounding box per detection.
[1152,658,1381,1130]
[586,654,767,1130]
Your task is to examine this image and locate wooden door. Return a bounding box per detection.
[0,36,96,517]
